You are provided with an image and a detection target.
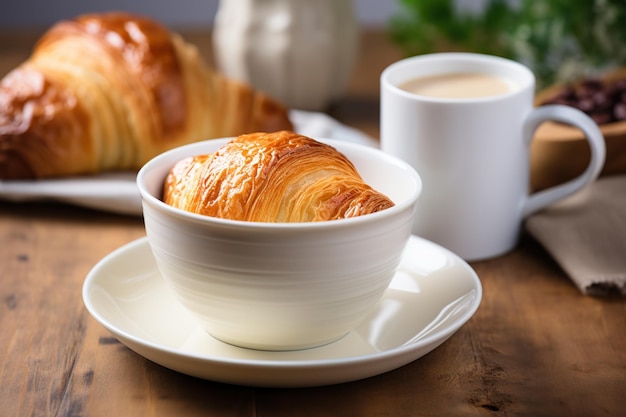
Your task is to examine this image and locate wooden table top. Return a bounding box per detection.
[1,28,624,417]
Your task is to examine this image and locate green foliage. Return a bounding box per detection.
[389,0,626,88]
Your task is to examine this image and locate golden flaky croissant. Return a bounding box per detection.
[0,12,292,179]
[163,131,395,222]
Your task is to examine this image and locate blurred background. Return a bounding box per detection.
[2,0,625,89]
[0,0,396,29]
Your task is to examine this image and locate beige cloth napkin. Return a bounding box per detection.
[525,175,626,296]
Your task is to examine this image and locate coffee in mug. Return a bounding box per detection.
[380,53,605,261]
[398,73,518,99]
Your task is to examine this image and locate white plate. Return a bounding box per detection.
[82,235,482,387]
[0,110,377,216]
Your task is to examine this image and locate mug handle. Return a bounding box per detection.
[521,104,606,217]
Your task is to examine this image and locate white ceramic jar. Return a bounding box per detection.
[212,0,359,111]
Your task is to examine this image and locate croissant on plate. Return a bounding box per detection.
[163,131,395,222]
[0,12,293,179]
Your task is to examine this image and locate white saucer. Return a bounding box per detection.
[82,235,482,387]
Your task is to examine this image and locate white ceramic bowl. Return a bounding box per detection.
[137,138,422,351]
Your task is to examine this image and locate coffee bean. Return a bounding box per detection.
[543,77,626,124]
[614,102,626,120]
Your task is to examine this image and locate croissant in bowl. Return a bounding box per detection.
[163,131,395,222]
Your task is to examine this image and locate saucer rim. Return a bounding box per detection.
[82,235,482,385]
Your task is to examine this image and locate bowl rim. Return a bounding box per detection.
[136,137,422,231]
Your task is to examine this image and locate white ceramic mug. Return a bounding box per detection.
[381,53,606,261]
